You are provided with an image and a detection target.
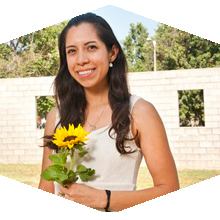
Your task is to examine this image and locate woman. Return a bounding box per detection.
[38,12,179,212]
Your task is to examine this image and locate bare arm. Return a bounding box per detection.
[38,107,57,194]
[58,99,179,211]
[108,99,180,211]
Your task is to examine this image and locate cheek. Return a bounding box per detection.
[66,57,76,72]
[94,54,110,70]
[67,56,74,66]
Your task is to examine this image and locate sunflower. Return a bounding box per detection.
[52,124,90,149]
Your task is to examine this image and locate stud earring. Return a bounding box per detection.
[109,62,113,67]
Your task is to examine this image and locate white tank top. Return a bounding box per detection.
[54,94,143,199]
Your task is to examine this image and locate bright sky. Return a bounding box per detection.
[93,5,159,43]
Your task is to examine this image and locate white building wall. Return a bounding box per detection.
[0,67,219,169]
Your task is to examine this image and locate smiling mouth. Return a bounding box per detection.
[78,69,95,76]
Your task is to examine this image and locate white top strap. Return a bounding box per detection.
[130,94,142,112]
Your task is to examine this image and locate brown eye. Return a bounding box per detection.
[88,45,97,50]
[67,49,76,54]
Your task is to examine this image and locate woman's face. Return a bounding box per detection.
[65,22,116,90]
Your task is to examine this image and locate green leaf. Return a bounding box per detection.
[76,165,95,182]
[75,144,86,151]
[40,165,68,182]
[87,169,95,177]
[68,170,76,178]
[63,166,68,174]
[76,164,87,173]
[74,145,88,158]
[48,153,69,166]
[62,170,78,185]
[78,173,90,182]
[68,170,78,182]
[79,169,95,182]
[78,151,88,158]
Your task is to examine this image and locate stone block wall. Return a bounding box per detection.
[0,67,219,169]
[128,67,220,169]
[0,77,54,163]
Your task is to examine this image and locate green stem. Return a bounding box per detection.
[68,144,83,172]
[69,149,75,172]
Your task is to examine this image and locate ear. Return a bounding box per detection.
[109,45,119,63]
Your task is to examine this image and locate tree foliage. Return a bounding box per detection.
[122,22,219,127]
[153,24,220,70]
[2,20,219,128]
[123,23,220,72]
[36,96,55,119]
[0,20,68,78]
[178,90,205,127]
[122,23,149,72]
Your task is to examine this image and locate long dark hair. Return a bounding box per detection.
[45,12,137,154]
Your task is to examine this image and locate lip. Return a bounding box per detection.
[76,68,96,78]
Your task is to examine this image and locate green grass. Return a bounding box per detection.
[0,164,41,188]
[0,164,219,190]
[175,169,220,189]
[137,167,220,190]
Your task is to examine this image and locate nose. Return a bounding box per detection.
[76,50,89,66]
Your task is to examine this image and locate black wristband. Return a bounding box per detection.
[104,190,111,212]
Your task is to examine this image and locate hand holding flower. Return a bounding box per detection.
[58,183,107,209]
[40,124,95,188]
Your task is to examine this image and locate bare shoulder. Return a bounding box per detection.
[131,98,165,137]
[132,98,155,111]
[132,98,159,122]
[46,107,57,122]
[131,98,180,192]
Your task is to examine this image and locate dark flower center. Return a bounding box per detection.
[64,136,77,142]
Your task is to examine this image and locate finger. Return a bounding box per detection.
[59,186,68,194]
[63,194,74,201]
[65,183,75,188]
[63,184,69,189]
[58,191,66,197]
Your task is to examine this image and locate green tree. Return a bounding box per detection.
[0,20,68,78]
[152,24,219,127]
[36,96,56,119]
[122,23,149,72]
[178,90,205,127]
[152,24,220,70]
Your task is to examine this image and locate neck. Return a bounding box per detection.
[85,85,109,108]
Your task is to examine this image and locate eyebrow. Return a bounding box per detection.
[66,41,97,49]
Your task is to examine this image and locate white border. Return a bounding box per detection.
[0,0,219,218]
